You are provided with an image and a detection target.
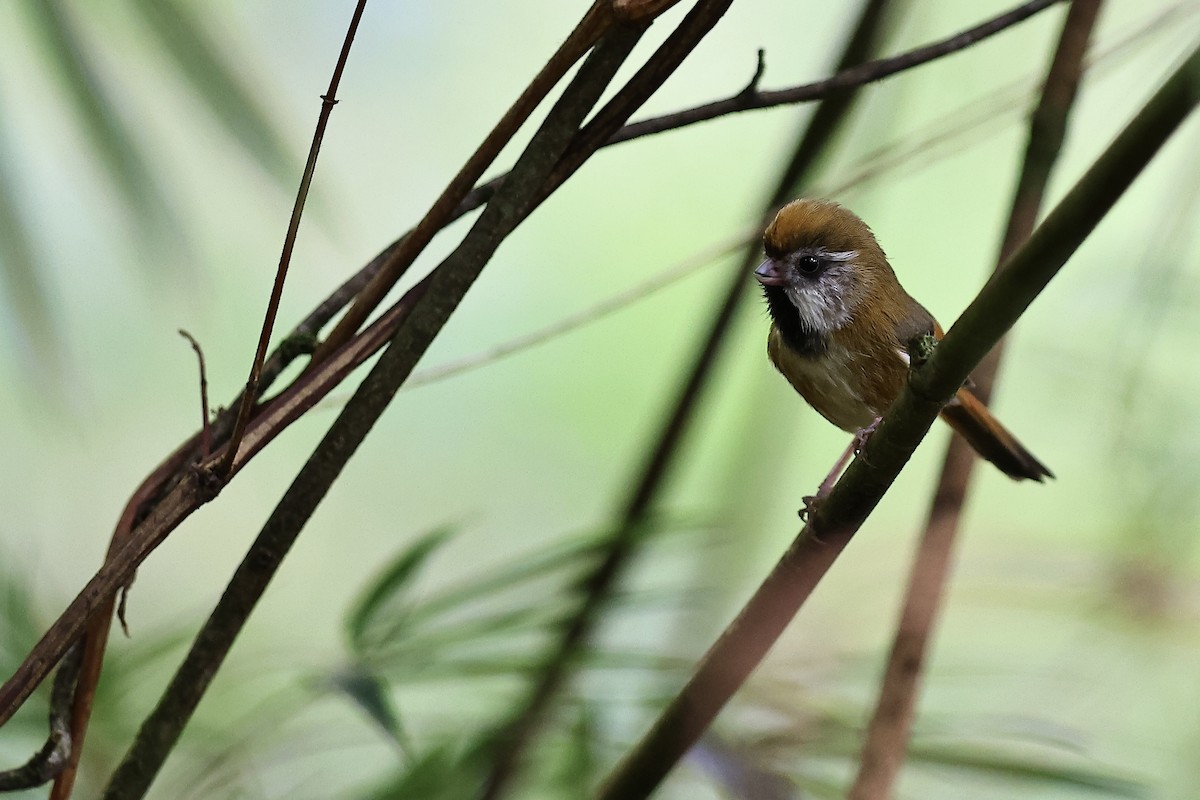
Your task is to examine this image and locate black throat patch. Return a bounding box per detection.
[762,286,827,358]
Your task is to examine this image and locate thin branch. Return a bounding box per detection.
[307,1,617,364]
[219,0,368,477]
[404,230,747,389]
[595,45,1200,800]
[608,0,1066,145]
[847,2,1104,798]
[178,330,211,459]
[98,23,651,800]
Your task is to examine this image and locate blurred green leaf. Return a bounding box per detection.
[126,0,297,184]
[908,739,1148,797]
[362,743,480,800]
[346,526,456,654]
[373,603,562,658]
[328,664,408,753]
[20,0,180,248]
[0,551,43,677]
[0,122,61,378]
[405,535,602,627]
[554,702,598,795]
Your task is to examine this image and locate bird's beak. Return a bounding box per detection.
[754,259,787,287]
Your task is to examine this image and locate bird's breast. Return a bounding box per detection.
[767,325,904,433]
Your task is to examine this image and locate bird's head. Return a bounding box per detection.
[754,198,895,335]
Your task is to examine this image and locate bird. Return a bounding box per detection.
[754,198,1051,500]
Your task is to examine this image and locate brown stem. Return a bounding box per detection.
[307,1,616,364]
[177,331,211,460]
[845,3,1103,798]
[594,44,1199,800]
[219,0,368,477]
[608,0,1065,145]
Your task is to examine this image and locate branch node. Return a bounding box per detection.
[906,332,937,369]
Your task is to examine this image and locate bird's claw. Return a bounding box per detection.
[853,416,882,454]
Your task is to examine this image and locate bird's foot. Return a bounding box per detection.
[853,416,882,454]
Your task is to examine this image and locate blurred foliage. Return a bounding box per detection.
[0,1,1198,800]
[1,0,295,377]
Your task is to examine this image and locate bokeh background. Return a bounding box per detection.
[1,0,1198,798]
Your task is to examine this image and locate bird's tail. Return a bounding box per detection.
[940,388,1053,481]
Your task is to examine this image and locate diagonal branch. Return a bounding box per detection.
[847,2,1105,798]
[97,20,656,800]
[608,0,1066,144]
[307,0,620,364]
[219,0,368,476]
[594,44,1200,800]
[473,1,896,798]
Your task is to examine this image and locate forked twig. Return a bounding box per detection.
[177,330,211,459]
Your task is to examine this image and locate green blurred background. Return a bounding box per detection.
[0,0,1198,797]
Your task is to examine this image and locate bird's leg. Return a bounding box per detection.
[801,417,882,519]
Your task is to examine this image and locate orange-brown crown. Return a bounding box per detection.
[763,198,887,264]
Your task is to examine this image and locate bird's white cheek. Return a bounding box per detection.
[784,283,851,335]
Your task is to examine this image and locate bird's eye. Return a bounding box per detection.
[796,255,821,275]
